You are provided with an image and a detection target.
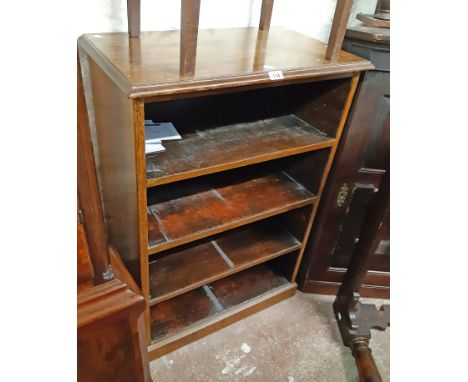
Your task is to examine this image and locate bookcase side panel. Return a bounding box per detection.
[86,56,141,286]
[291,75,360,282]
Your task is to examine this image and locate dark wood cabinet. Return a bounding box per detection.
[298,27,390,298]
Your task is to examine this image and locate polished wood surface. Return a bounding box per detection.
[77,217,94,287]
[84,55,142,285]
[148,222,301,304]
[78,277,151,382]
[78,28,372,98]
[78,54,110,284]
[147,170,316,254]
[146,114,333,187]
[78,56,151,379]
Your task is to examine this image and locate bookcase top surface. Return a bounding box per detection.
[79,27,372,99]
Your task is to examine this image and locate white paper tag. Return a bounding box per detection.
[268,70,284,80]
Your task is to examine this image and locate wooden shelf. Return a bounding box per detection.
[146,115,333,187]
[148,223,301,305]
[150,264,291,343]
[147,170,315,254]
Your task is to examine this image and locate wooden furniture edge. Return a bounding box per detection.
[146,139,335,188]
[301,280,390,299]
[78,279,145,328]
[147,283,296,360]
[78,34,373,100]
[129,63,373,99]
[147,196,316,255]
[78,36,133,97]
[290,74,360,283]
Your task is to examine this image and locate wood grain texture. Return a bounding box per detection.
[146,114,334,187]
[78,54,110,283]
[147,170,315,254]
[150,264,290,343]
[85,55,141,285]
[78,28,372,98]
[148,223,301,304]
[77,216,94,286]
[78,278,151,382]
[326,0,354,61]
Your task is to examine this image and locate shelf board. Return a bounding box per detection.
[146,115,333,187]
[147,170,315,254]
[149,264,292,344]
[148,223,301,305]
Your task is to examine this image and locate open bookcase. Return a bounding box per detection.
[79,27,372,360]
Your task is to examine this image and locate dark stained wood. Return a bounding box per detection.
[127,0,141,38]
[325,0,354,61]
[211,264,288,308]
[84,54,141,286]
[82,24,371,358]
[259,0,274,31]
[147,170,315,253]
[298,32,390,296]
[180,0,201,77]
[148,283,295,359]
[77,216,94,287]
[150,264,289,342]
[78,279,151,382]
[351,340,383,382]
[78,28,372,98]
[148,223,301,304]
[146,114,334,187]
[333,170,390,382]
[290,74,360,283]
[78,54,111,284]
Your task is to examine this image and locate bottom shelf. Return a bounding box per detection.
[148,264,295,357]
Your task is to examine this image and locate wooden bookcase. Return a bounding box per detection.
[78,27,372,360]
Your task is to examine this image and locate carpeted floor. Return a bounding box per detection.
[150,292,390,381]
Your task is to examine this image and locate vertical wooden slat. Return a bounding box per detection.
[253,30,268,71]
[325,0,353,61]
[77,53,111,284]
[259,0,274,31]
[180,0,201,77]
[127,0,141,38]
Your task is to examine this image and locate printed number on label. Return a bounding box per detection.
[268,70,284,80]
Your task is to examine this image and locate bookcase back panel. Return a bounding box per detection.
[144,78,351,139]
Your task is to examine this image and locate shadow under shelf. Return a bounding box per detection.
[148,221,301,305]
[146,114,334,187]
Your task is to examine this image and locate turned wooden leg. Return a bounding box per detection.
[351,340,382,382]
[127,0,141,38]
